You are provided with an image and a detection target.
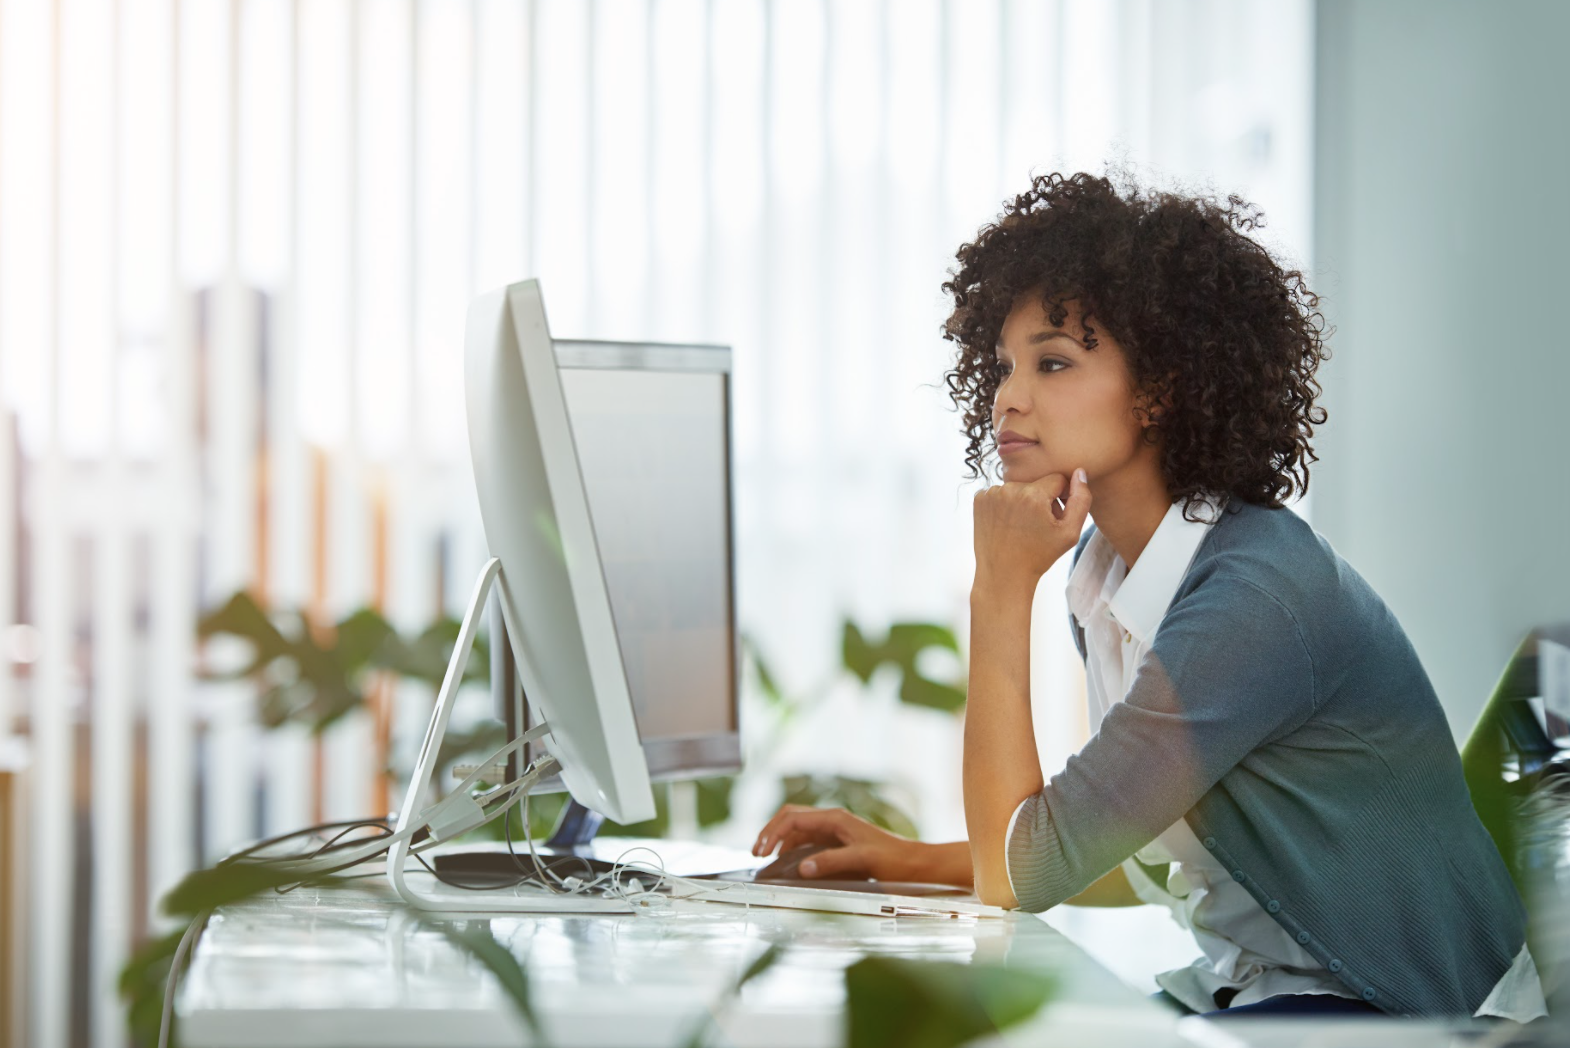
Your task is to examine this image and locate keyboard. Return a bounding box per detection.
[431,844,969,897]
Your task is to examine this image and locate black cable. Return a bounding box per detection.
[272,827,401,894]
[307,822,395,859]
[217,818,393,866]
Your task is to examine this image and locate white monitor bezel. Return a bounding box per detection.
[463,280,656,824]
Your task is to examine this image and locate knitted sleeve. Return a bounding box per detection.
[1007,573,1318,911]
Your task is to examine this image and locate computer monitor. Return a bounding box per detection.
[467,280,740,826]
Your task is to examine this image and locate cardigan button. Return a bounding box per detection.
[1362,988,1377,1002]
[1231,870,1246,883]
[1203,837,1217,849]
[1328,959,1343,972]
[1296,931,1312,945]
[1266,900,1281,914]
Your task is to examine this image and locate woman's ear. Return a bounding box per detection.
[1134,375,1177,429]
[1133,391,1170,429]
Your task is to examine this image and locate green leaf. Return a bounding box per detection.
[331,608,397,674]
[842,622,880,683]
[695,776,735,828]
[743,635,786,707]
[897,675,967,714]
[523,791,571,841]
[779,776,919,839]
[434,921,547,1046]
[599,784,671,838]
[198,591,287,649]
[160,863,305,918]
[841,618,967,716]
[681,942,786,1048]
[738,941,784,988]
[844,956,1055,1048]
[300,675,367,735]
[838,779,920,840]
[197,591,294,677]
[274,626,367,734]
[256,680,313,729]
[119,928,186,1048]
[376,618,489,685]
[885,623,961,657]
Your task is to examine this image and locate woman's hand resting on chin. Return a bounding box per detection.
[972,468,1092,594]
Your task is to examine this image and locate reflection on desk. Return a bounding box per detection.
[178,870,1179,1048]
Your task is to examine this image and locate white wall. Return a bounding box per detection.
[1313,0,1570,738]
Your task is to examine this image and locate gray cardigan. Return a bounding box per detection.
[1005,501,1527,1017]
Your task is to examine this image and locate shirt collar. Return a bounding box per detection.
[1068,498,1224,645]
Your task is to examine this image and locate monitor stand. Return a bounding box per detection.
[493,597,605,855]
[427,800,612,888]
[385,557,631,913]
[546,798,605,850]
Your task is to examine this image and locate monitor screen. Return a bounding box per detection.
[558,365,736,745]
[500,338,741,786]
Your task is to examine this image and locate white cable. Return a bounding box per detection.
[500,781,760,911]
[408,760,557,856]
[159,910,210,1048]
[447,722,553,799]
[158,729,560,1044]
[233,726,556,878]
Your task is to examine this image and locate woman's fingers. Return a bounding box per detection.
[770,828,830,857]
[752,807,853,856]
[751,805,808,855]
[796,844,872,880]
[1060,467,1093,527]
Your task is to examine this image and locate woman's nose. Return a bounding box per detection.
[993,370,1026,420]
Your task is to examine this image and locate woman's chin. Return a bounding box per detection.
[1001,462,1055,485]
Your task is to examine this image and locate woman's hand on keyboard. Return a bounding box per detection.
[751,805,971,885]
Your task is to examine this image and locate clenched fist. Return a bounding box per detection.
[972,468,1092,595]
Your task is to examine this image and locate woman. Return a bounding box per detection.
[752,172,1544,1020]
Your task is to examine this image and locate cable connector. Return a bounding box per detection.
[419,791,488,843]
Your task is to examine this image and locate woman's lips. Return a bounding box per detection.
[997,438,1039,455]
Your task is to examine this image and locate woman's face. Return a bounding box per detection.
[990,295,1152,485]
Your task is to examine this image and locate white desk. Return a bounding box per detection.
[178,868,1185,1048]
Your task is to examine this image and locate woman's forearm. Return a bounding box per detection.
[909,840,975,886]
[964,575,1045,908]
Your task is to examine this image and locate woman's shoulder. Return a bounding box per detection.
[1185,501,1407,667]
[1191,500,1343,595]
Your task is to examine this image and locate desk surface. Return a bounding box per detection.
[178,869,1181,1048]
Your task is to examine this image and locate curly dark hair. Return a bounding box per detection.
[941,170,1328,516]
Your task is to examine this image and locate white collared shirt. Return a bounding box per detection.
[1006,499,1546,1019]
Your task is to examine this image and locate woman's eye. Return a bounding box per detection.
[1039,358,1066,373]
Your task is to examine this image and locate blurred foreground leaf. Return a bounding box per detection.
[436,922,547,1046]
[120,929,185,1048]
[161,862,304,918]
[845,956,1055,1048]
[682,942,785,1048]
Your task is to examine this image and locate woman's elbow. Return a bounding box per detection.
[973,872,1020,910]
